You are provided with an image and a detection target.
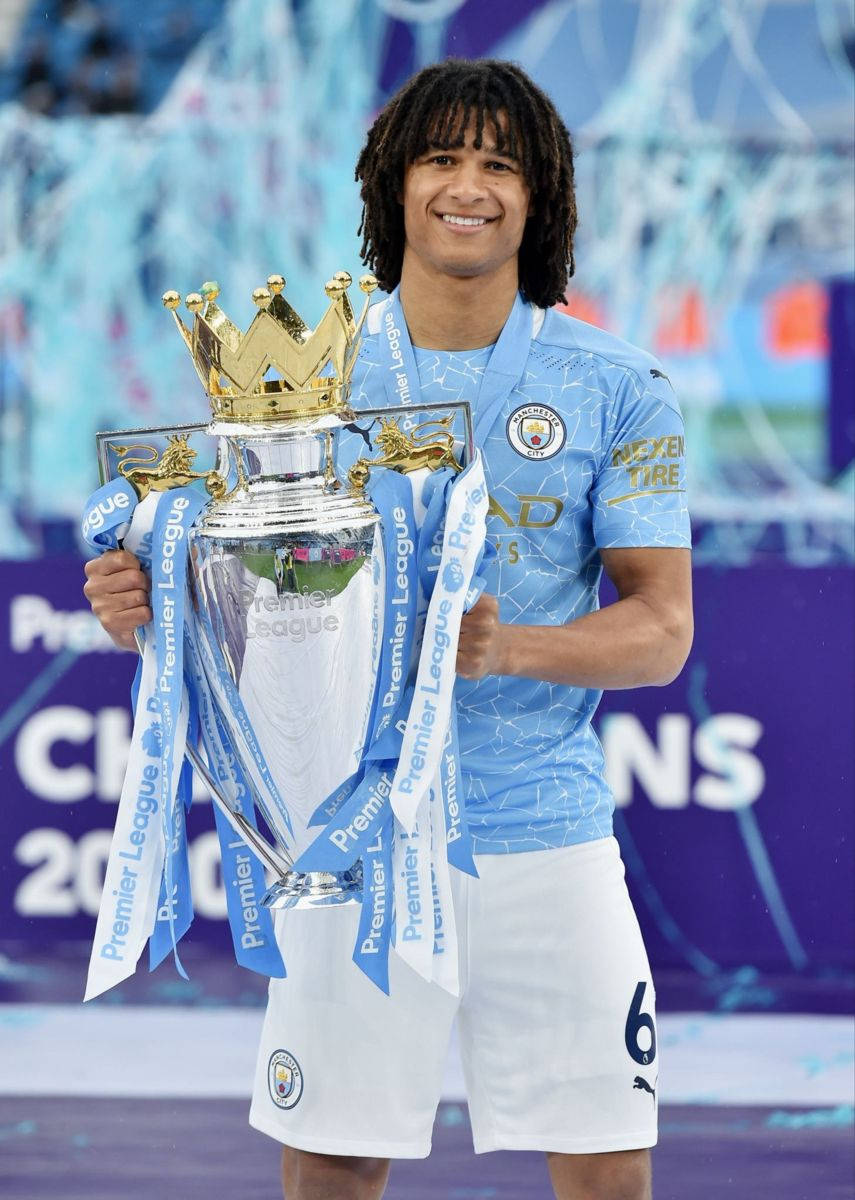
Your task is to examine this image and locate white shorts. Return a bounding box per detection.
[249,835,658,1158]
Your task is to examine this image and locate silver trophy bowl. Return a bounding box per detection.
[188,412,381,909]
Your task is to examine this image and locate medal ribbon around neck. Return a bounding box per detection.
[377,286,533,447]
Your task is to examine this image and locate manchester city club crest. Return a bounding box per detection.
[506,404,566,460]
[268,1049,304,1110]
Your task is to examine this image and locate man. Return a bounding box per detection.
[84,59,692,1200]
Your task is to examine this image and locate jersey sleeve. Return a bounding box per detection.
[591,365,691,549]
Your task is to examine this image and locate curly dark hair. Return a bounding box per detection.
[355,58,577,309]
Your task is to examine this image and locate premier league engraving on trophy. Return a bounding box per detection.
[83,270,487,1000]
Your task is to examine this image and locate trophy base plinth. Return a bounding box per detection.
[262,864,363,911]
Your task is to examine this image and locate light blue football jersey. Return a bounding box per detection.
[351,302,691,854]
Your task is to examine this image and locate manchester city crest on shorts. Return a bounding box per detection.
[268,1049,303,1110]
[506,404,566,460]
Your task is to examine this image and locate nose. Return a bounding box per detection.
[446,159,487,206]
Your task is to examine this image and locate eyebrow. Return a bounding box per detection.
[424,141,518,160]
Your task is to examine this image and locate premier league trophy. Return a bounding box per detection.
[159,272,384,909]
[83,269,488,1001]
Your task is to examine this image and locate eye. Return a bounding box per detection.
[427,153,453,166]
[485,160,513,172]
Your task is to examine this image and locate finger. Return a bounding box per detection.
[91,590,151,618]
[102,607,152,633]
[84,568,149,600]
[457,627,491,651]
[456,647,482,674]
[84,549,141,578]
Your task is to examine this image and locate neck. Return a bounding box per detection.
[398,254,520,350]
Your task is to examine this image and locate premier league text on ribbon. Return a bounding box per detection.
[398,824,424,945]
[397,477,486,801]
[99,752,159,963]
[328,770,393,856]
[359,825,389,958]
[155,493,191,693]
[382,506,414,712]
[384,309,413,410]
[81,488,131,540]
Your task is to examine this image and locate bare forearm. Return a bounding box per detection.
[498,594,692,689]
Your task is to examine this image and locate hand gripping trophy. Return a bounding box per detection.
[81,272,489,1001]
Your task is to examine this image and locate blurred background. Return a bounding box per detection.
[0,2,853,1198]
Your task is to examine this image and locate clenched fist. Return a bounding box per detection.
[83,549,151,652]
[456,593,509,680]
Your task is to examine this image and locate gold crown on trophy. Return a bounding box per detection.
[162,272,379,423]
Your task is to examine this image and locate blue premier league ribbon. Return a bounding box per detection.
[183,620,284,977]
[306,770,362,829]
[82,475,289,996]
[294,763,394,872]
[148,487,208,975]
[294,451,489,993]
[392,791,435,982]
[303,468,418,833]
[389,454,490,836]
[191,602,295,848]
[440,707,477,877]
[429,781,459,995]
[374,291,533,991]
[149,700,196,971]
[84,632,166,1000]
[367,469,419,746]
[81,477,137,550]
[84,486,169,1000]
[351,812,395,993]
[420,468,494,610]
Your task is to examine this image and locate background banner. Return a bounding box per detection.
[3,559,851,975]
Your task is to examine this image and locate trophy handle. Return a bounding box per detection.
[131,630,292,879]
[212,436,248,500]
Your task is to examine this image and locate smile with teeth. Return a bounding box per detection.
[440,213,495,226]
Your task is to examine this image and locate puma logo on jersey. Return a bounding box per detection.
[649,368,673,387]
[633,1076,656,1099]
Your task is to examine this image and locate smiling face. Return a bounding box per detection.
[400,115,532,286]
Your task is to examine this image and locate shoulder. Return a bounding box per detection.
[530,308,680,416]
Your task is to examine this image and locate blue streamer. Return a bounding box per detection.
[149,487,208,978]
[352,813,395,993]
[80,478,137,551]
[294,764,395,873]
[149,720,196,971]
[184,620,285,978]
[441,708,478,878]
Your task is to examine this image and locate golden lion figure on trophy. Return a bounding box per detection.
[111,434,227,501]
[347,414,462,490]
